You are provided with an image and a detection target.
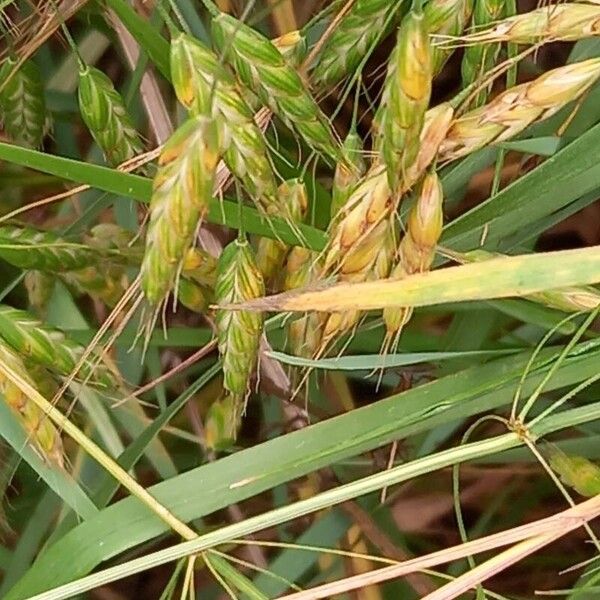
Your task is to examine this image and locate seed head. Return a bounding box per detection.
[78,65,143,166]
[170,33,278,211]
[215,238,265,403]
[141,115,220,306]
[0,57,48,148]
[212,13,344,164]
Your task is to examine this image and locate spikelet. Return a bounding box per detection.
[78,65,144,166]
[140,115,220,306]
[382,171,443,350]
[177,278,211,314]
[256,179,308,284]
[0,341,63,466]
[439,58,600,161]
[0,224,99,271]
[324,165,392,274]
[204,394,240,451]
[452,248,600,312]
[24,271,55,316]
[331,130,366,221]
[0,57,48,148]
[85,223,143,266]
[458,3,600,45]
[214,238,265,410]
[424,0,474,74]
[321,217,395,349]
[461,0,505,106]
[311,0,395,87]
[212,13,344,164]
[64,263,128,307]
[378,9,432,192]
[283,248,322,379]
[170,33,278,212]
[0,304,119,390]
[548,445,600,497]
[272,30,307,66]
[182,247,218,288]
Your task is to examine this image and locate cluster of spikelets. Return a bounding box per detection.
[128,4,600,443]
[3,2,600,457]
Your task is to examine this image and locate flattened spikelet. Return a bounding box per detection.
[378,10,432,191]
[548,446,600,497]
[215,238,265,406]
[64,263,128,307]
[212,13,344,164]
[140,116,220,306]
[0,224,98,271]
[170,33,278,211]
[439,58,600,161]
[383,171,443,348]
[0,304,119,390]
[311,0,396,87]
[0,341,63,466]
[0,57,48,148]
[461,0,505,106]
[256,179,308,284]
[331,130,366,220]
[78,65,143,166]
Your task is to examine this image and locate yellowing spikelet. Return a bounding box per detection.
[378,10,433,192]
[383,171,443,350]
[170,33,278,211]
[140,116,220,306]
[440,58,600,161]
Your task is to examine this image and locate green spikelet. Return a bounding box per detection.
[177,278,211,313]
[212,13,344,164]
[548,445,600,497]
[383,171,443,346]
[24,270,55,316]
[140,115,220,306]
[0,224,99,271]
[0,341,63,466]
[256,179,308,284]
[0,57,48,148]
[214,238,265,406]
[331,130,366,220]
[311,0,397,87]
[204,394,240,450]
[378,10,432,192]
[0,304,119,390]
[424,0,474,74]
[461,0,506,106]
[78,65,143,166]
[170,33,278,211]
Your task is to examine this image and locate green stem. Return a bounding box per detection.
[29,401,600,599]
